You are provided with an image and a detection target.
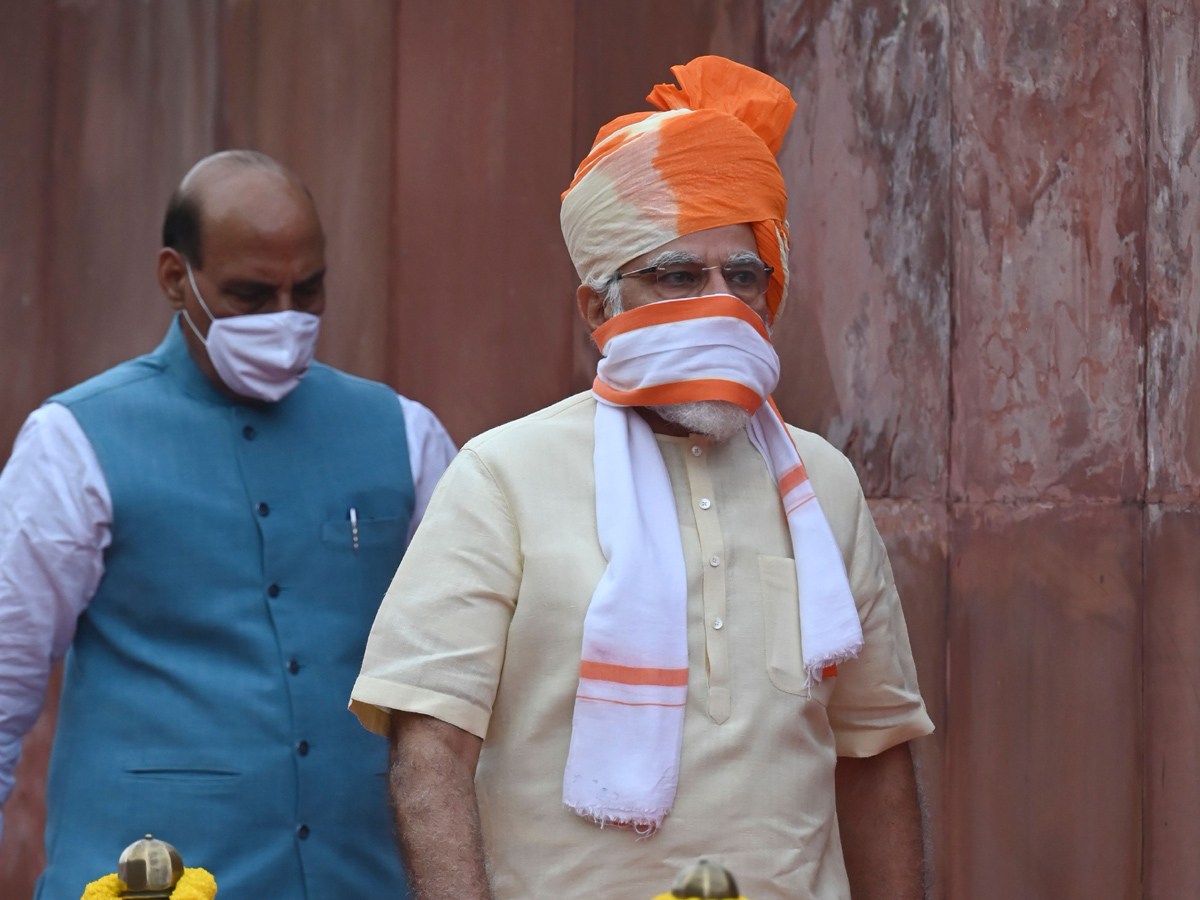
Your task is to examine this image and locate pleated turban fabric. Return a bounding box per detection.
[560,55,798,324]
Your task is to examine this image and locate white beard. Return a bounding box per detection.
[651,400,751,442]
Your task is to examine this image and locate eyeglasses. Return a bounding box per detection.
[615,259,774,302]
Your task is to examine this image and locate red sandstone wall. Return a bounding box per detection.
[1,2,1197,899]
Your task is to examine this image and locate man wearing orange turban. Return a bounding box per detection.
[352,57,933,900]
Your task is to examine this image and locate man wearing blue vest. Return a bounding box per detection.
[0,150,456,898]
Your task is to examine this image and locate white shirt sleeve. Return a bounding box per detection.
[0,403,111,844]
[397,395,457,543]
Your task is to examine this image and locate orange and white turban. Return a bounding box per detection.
[560,55,797,324]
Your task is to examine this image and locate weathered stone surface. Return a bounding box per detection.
[947,503,1142,900]
[221,0,398,384]
[1144,504,1200,900]
[950,0,1146,503]
[47,1,219,390]
[766,0,952,500]
[390,0,577,444]
[0,9,54,896]
[2,4,1193,900]
[867,499,947,900]
[1147,3,1200,501]
[0,0,54,457]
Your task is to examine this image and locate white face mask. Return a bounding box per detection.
[182,262,321,402]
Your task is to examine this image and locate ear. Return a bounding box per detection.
[158,248,188,310]
[576,283,609,333]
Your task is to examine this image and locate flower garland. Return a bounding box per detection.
[80,868,217,900]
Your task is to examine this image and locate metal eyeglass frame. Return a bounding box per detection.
[614,261,775,299]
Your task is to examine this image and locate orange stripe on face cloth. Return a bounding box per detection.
[777,463,809,498]
[576,696,687,708]
[592,294,770,352]
[579,660,689,687]
[591,377,764,414]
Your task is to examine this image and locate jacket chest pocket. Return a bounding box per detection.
[321,515,406,551]
[758,555,835,704]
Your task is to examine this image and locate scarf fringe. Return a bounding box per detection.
[804,640,865,694]
[566,802,668,837]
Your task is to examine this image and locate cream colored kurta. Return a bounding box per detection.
[352,392,933,900]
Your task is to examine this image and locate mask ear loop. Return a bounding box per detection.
[182,261,216,344]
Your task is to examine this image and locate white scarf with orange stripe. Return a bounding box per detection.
[562,294,864,831]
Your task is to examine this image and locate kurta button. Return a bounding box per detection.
[268,583,280,598]
[296,825,309,840]
[288,658,300,675]
[297,740,309,756]
[709,555,721,567]
[699,498,712,509]
[257,502,270,517]
[712,617,724,630]
[242,425,256,440]
[691,445,703,456]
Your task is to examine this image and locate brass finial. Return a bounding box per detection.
[117,834,184,899]
[671,858,740,899]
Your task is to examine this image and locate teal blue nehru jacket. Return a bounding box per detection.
[35,317,414,900]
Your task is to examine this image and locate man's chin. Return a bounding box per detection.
[650,401,751,442]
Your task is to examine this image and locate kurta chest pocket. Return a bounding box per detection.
[321,515,406,550]
[758,554,835,704]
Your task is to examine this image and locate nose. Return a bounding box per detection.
[265,283,302,313]
[706,267,732,296]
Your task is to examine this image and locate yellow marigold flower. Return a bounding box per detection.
[78,867,216,900]
[172,867,218,899]
[80,873,124,900]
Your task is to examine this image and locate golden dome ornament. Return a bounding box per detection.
[650,858,752,900]
[78,834,217,900]
[118,835,184,899]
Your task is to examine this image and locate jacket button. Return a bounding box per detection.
[267,583,281,598]
[288,658,300,675]
[297,740,310,756]
[257,502,270,517]
[242,425,256,440]
[296,824,309,840]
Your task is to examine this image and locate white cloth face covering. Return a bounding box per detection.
[563,294,864,832]
[183,262,321,402]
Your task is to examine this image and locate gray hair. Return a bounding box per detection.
[589,250,701,319]
[587,274,624,317]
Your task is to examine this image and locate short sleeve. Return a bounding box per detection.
[350,447,521,740]
[825,479,935,757]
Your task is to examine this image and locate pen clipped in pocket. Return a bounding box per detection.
[320,515,405,551]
